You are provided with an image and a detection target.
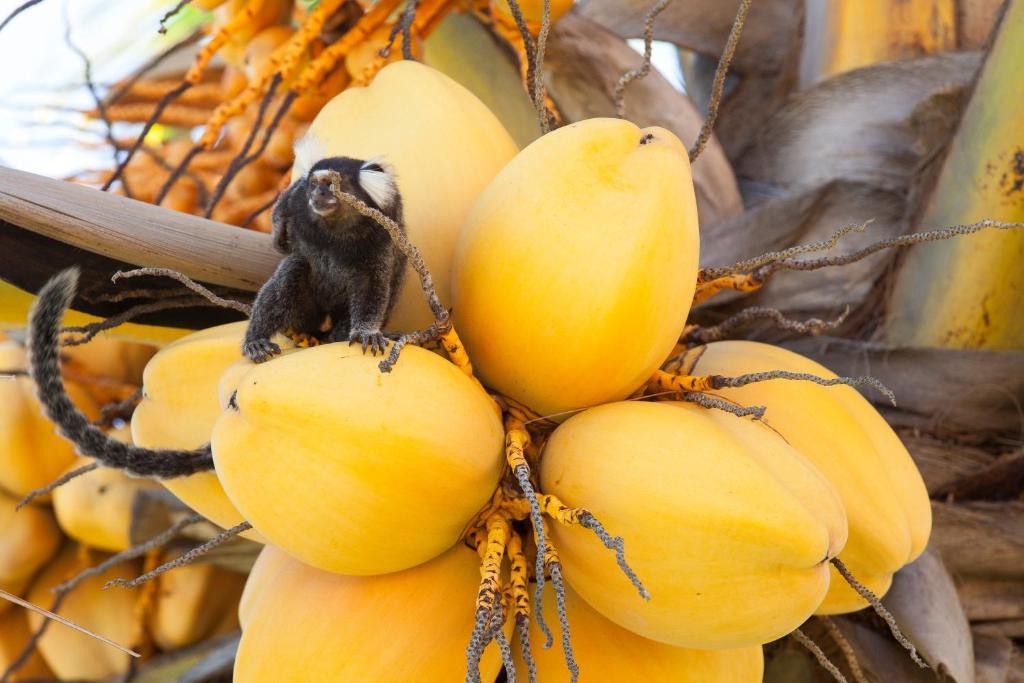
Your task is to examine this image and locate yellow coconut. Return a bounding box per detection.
[62,336,156,385]
[212,342,504,575]
[242,25,295,82]
[0,489,62,611]
[212,0,291,67]
[452,118,699,417]
[51,429,160,553]
[0,608,54,681]
[148,556,246,650]
[517,580,764,682]
[345,25,423,81]
[493,0,576,25]
[540,401,847,648]
[235,544,507,681]
[238,544,293,630]
[0,342,100,498]
[301,60,519,331]
[131,322,290,540]
[27,545,140,681]
[688,340,931,614]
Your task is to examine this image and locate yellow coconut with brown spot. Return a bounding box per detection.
[452,118,699,417]
[518,580,764,682]
[235,544,507,681]
[540,400,847,648]
[212,342,504,575]
[301,60,519,331]
[27,545,141,681]
[52,427,160,553]
[0,341,100,498]
[132,322,292,540]
[686,340,932,614]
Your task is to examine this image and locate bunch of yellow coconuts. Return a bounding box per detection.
[6,59,930,682]
[0,336,246,681]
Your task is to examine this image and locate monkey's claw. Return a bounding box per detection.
[350,329,387,356]
[243,338,281,363]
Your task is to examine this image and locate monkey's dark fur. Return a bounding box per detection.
[27,269,214,478]
[242,155,407,363]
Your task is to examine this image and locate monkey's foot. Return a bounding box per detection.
[243,338,281,363]
[283,327,320,348]
[349,329,388,356]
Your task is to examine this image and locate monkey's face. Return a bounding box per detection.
[307,169,342,217]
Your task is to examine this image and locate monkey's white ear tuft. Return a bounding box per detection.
[293,132,326,179]
[358,156,398,210]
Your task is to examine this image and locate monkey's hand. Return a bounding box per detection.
[243,338,281,363]
[349,328,388,356]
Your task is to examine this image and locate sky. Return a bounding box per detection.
[0,0,685,178]
[0,0,187,175]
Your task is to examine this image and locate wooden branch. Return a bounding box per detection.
[0,166,279,291]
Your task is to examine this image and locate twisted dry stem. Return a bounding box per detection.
[15,462,99,510]
[502,0,555,132]
[792,628,848,683]
[492,603,517,683]
[695,219,1024,304]
[153,143,202,205]
[688,0,751,163]
[327,175,475,374]
[96,386,144,426]
[327,175,446,323]
[532,0,554,133]
[700,221,871,281]
[548,560,579,682]
[504,420,555,650]
[465,515,511,683]
[112,268,253,315]
[379,325,440,373]
[61,296,211,345]
[102,82,191,192]
[157,0,192,34]
[683,306,850,344]
[107,31,202,105]
[385,0,419,60]
[831,558,927,668]
[576,512,650,600]
[508,530,538,683]
[654,369,896,406]
[203,74,283,217]
[0,0,44,35]
[241,190,281,228]
[678,390,766,419]
[64,9,130,198]
[821,617,871,683]
[529,494,649,601]
[105,521,253,590]
[613,0,673,117]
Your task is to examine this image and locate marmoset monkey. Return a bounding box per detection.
[242,134,407,363]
